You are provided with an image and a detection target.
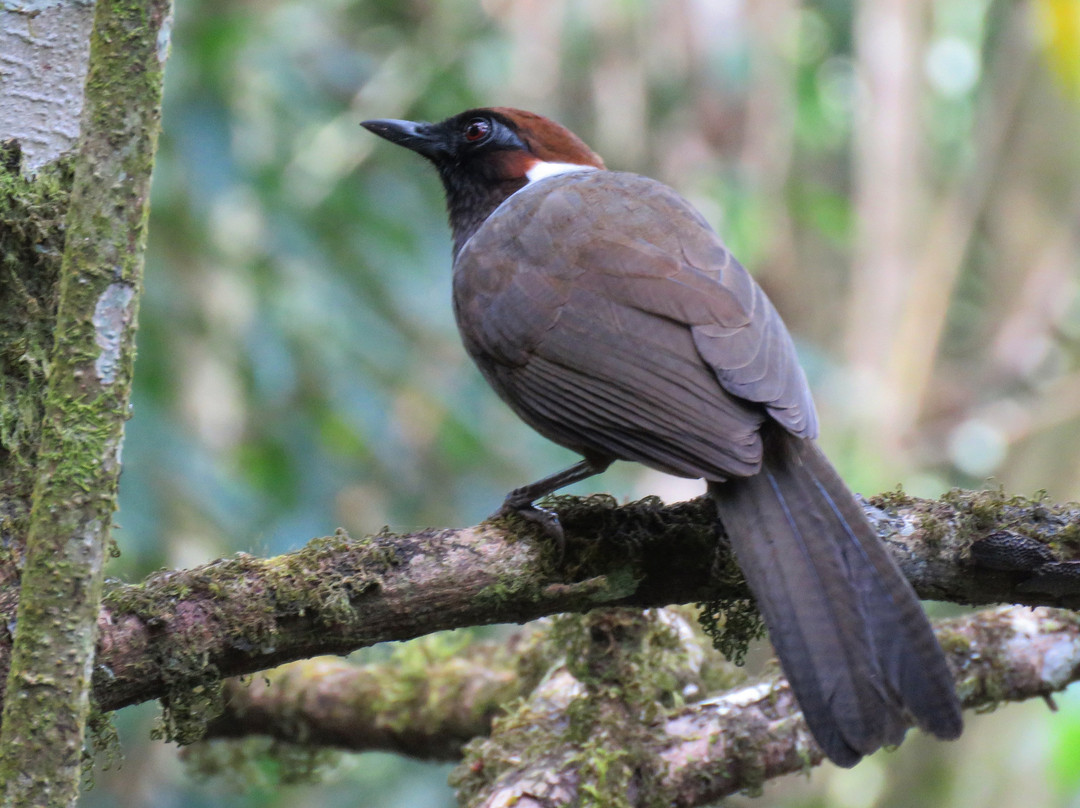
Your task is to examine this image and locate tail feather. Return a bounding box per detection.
[798,447,962,736]
[709,430,962,767]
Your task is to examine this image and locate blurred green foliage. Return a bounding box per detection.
[82,0,1080,805]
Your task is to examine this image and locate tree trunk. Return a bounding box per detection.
[0,0,173,804]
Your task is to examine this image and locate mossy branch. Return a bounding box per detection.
[202,634,543,760]
[0,486,1061,726]
[198,603,1080,806]
[0,0,173,803]
[459,606,1080,807]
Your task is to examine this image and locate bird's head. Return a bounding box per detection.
[362,108,605,255]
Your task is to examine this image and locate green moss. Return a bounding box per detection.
[869,484,917,511]
[691,525,765,664]
[0,0,173,798]
[697,596,766,665]
[934,624,971,657]
[473,567,544,611]
[453,610,689,808]
[478,493,720,616]
[102,529,405,744]
[918,512,948,547]
[183,737,340,789]
[551,493,717,569]
[80,706,121,791]
[499,492,762,668]
[956,487,1009,533]
[938,487,1080,558]
[0,142,74,567]
[1057,521,1080,551]
[152,679,226,747]
[366,631,476,734]
[872,486,1080,561]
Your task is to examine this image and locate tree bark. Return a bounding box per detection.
[0,1,94,171]
[461,606,1080,808]
[0,0,173,803]
[189,602,1080,804]
[0,487,1070,724]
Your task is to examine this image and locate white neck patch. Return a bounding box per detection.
[525,161,598,184]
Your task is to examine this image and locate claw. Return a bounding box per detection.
[487,456,612,559]
[494,499,565,559]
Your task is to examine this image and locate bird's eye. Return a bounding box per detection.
[463,118,491,142]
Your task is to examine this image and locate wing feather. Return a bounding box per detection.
[453,170,818,479]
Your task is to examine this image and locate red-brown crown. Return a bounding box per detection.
[485,107,605,169]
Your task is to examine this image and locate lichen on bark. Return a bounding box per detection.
[451,608,720,808]
[0,0,174,803]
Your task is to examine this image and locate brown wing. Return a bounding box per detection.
[453,170,817,481]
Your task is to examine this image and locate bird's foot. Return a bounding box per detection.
[493,497,565,558]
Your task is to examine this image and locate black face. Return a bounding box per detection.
[362,110,535,258]
[360,111,527,165]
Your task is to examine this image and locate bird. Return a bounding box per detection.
[361,107,963,767]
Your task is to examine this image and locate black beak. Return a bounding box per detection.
[361,118,447,160]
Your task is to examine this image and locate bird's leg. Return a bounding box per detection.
[495,456,613,541]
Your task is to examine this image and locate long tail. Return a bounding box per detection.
[708,429,962,767]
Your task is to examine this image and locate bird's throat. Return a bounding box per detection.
[441,170,526,259]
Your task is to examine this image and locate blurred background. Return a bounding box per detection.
[87,0,1080,805]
